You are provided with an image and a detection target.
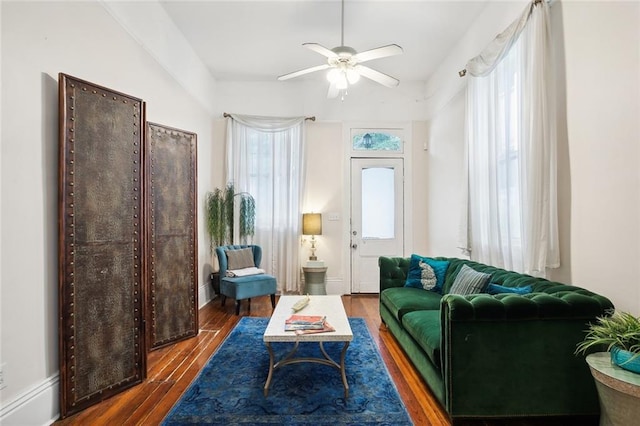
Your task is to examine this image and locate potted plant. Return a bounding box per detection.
[205,182,256,252]
[576,311,640,374]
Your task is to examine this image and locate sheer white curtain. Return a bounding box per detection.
[463,0,559,276]
[226,114,306,293]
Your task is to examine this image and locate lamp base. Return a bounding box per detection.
[309,237,318,262]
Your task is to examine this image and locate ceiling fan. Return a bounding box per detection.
[277,0,403,99]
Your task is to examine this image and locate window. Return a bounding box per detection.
[464,1,558,276]
[226,115,306,292]
[361,167,395,239]
[351,129,403,153]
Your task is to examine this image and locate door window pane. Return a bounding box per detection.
[361,167,394,239]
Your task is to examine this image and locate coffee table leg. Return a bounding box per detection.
[264,342,275,396]
[340,341,350,398]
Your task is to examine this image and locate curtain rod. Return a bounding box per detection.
[223,112,316,121]
[457,0,550,78]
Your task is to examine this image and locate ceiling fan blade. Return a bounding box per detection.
[303,43,339,59]
[327,82,339,99]
[277,64,331,81]
[355,65,400,88]
[353,44,403,63]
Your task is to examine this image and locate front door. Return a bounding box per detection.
[350,158,404,293]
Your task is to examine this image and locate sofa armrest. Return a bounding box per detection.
[439,292,612,417]
[378,256,410,292]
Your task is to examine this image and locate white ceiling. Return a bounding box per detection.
[159,1,488,84]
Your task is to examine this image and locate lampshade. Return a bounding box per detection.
[302,213,322,236]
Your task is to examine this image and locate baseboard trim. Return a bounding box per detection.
[199,281,214,308]
[326,278,346,295]
[0,373,60,426]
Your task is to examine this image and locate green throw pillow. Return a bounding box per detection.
[449,264,491,295]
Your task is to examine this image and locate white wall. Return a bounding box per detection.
[410,121,430,255]
[424,0,640,316]
[425,90,467,257]
[0,1,215,423]
[215,79,429,122]
[302,121,345,292]
[551,1,640,314]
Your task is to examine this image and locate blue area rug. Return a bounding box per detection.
[162,317,413,425]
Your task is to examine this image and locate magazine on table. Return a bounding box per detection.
[284,314,326,331]
[294,321,335,335]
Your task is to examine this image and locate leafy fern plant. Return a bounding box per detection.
[575,311,640,360]
[205,183,256,252]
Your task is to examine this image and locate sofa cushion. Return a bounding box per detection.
[220,273,277,300]
[406,254,450,293]
[402,310,442,370]
[381,287,442,322]
[449,264,491,295]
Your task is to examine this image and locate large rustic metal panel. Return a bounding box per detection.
[58,74,146,418]
[146,122,198,350]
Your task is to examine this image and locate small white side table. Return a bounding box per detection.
[302,266,327,295]
[586,352,640,426]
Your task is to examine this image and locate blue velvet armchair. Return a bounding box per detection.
[215,244,277,315]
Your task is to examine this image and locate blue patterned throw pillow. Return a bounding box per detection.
[405,254,450,294]
[449,264,491,295]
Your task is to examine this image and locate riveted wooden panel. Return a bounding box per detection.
[146,122,198,350]
[58,73,146,418]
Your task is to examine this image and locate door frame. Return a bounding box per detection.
[340,122,413,295]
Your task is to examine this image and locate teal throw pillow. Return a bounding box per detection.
[449,264,491,295]
[405,254,450,293]
[485,283,533,295]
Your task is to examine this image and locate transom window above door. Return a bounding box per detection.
[350,128,403,154]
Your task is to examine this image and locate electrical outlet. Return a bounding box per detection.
[0,363,5,390]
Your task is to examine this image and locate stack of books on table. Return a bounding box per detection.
[285,314,335,335]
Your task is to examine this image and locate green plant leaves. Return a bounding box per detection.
[575,311,640,358]
[205,183,256,251]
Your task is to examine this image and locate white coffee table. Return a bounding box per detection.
[263,295,353,398]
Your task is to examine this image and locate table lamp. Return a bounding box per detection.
[302,213,322,261]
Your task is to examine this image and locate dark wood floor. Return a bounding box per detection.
[55,295,597,426]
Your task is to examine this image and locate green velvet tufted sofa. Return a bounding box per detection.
[379,256,614,422]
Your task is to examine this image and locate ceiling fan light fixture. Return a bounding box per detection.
[346,68,360,84]
[335,73,348,90]
[278,0,402,98]
[327,68,341,83]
